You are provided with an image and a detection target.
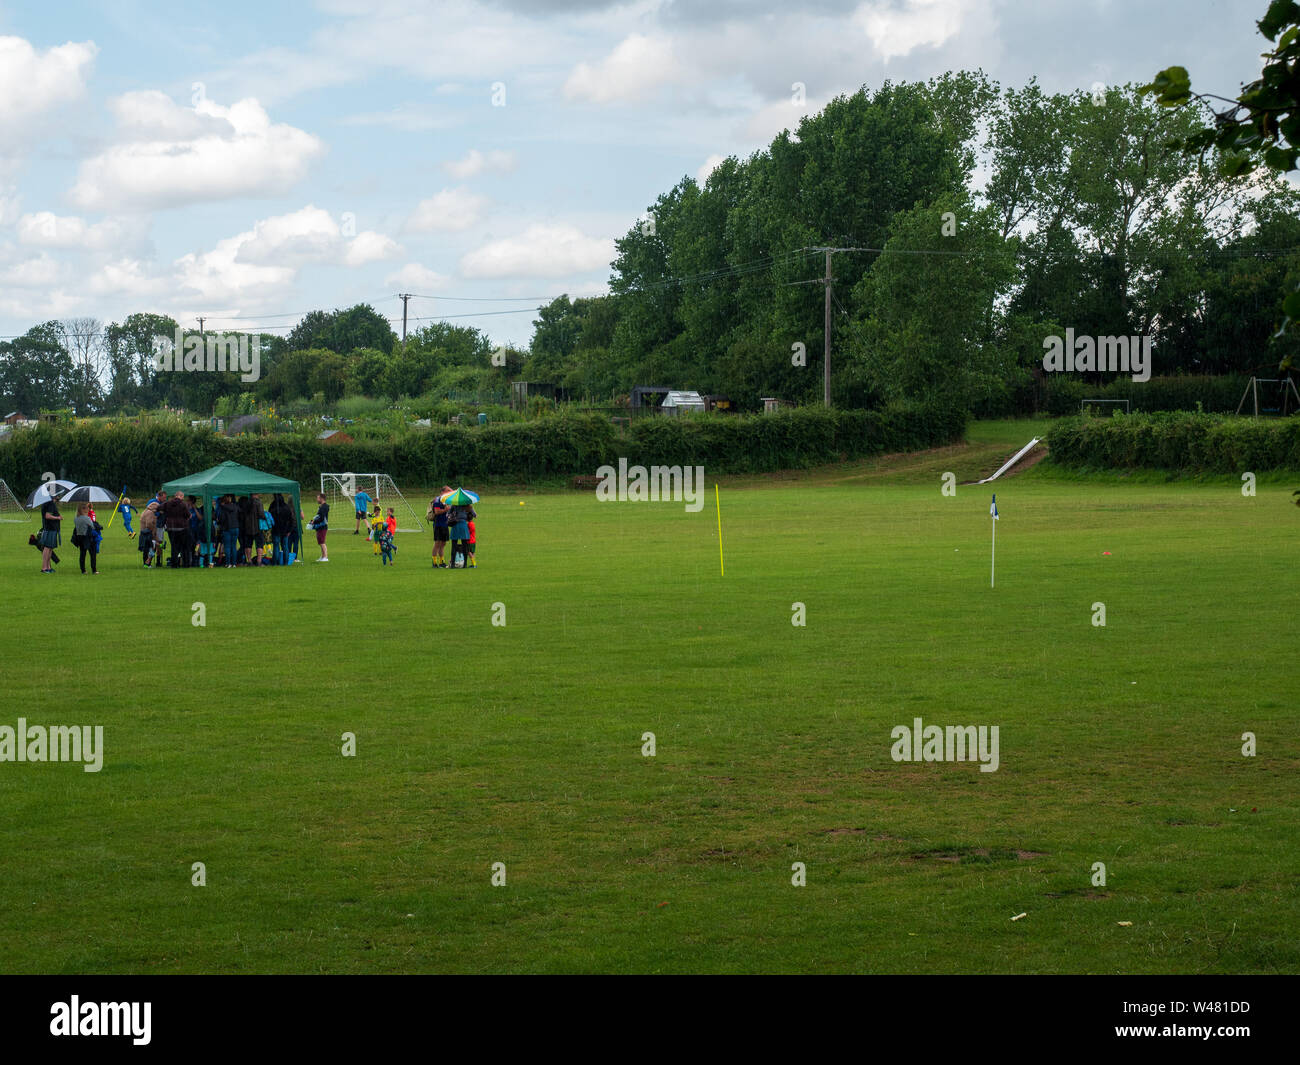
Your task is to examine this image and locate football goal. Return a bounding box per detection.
[320,473,425,533]
[0,479,30,523]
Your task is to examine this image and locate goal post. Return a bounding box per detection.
[0,479,30,522]
[320,473,426,533]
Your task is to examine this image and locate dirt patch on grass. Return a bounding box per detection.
[909,847,1047,865]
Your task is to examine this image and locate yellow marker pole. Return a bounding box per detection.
[715,484,724,577]
[105,486,127,531]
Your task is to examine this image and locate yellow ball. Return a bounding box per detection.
[519,501,525,506]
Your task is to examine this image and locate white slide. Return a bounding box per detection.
[978,438,1040,484]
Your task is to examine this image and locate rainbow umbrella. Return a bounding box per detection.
[440,488,479,506]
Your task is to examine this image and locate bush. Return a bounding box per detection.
[1045,375,1250,417]
[0,403,966,488]
[1046,412,1300,471]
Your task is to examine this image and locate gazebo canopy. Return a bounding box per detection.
[162,461,301,541]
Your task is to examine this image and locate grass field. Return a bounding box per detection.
[1,420,1297,974]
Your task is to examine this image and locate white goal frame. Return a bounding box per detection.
[320,473,425,533]
[0,479,30,522]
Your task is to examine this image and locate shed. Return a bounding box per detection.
[661,390,707,414]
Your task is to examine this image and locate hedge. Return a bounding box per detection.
[1044,375,1251,417]
[0,403,966,490]
[1046,412,1300,471]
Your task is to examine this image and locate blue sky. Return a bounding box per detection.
[0,0,1268,347]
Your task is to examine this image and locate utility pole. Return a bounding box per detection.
[197,316,206,338]
[822,249,833,407]
[399,293,411,350]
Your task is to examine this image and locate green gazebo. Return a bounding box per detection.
[161,461,301,546]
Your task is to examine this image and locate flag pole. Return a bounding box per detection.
[105,485,127,531]
[990,493,997,588]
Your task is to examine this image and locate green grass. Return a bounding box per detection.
[1,427,1297,973]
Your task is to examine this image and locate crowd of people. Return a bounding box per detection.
[33,485,480,572]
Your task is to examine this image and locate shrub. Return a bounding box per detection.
[1046,412,1300,471]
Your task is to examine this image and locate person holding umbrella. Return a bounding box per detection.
[37,488,63,573]
[442,488,478,569]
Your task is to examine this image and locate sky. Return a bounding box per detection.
[0,0,1270,347]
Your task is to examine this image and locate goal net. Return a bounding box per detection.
[320,473,425,533]
[0,479,30,523]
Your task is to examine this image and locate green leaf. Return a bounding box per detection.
[1258,0,1300,40]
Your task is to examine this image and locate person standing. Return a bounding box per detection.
[250,494,268,566]
[287,501,304,563]
[447,502,474,569]
[353,487,372,534]
[309,492,330,562]
[39,492,62,573]
[73,503,100,574]
[164,491,191,568]
[219,494,240,568]
[139,501,160,567]
[269,493,293,566]
[430,487,450,568]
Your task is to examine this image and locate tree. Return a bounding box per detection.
[62,318,105,414]
[850,193,1016,411]
[104,312,179,409]
[1144,0,1300,364]
[0,322,74,413]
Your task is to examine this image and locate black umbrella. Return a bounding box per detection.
[60,485,118,504]
[25,480,77,508]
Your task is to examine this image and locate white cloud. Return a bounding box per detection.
[345,230,401,266]
[563,33,683,104]
[71,94,325,211]
[852,0,970,62]
[407,187,489,233]
[0,37,98,134]
[174,233,296,306]
[460,223,614,279]
[234,206,342,266]
[221,205,398,270]
[85,258,171,299]
[442,149,517,180]
[17,211,141,251]
[0,253,63,288]
[385,262,450,290]
[696,154,726,184]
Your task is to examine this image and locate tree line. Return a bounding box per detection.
[3,71,1298,418]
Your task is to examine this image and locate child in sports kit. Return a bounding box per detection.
[118,498,137,538]
[467,520,477,568]
[369,503,384,555]
[377,520,396,565]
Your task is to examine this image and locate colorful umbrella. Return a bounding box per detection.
[440,488,479,506]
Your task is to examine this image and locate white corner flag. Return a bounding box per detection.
[990,494,998,588]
